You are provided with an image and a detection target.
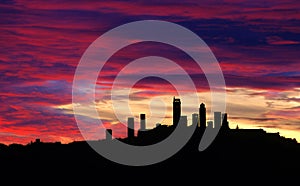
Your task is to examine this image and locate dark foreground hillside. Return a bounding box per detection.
[1,126,299,183]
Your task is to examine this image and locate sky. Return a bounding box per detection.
[0,0,299,145]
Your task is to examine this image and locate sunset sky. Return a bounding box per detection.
[0,0,299,145]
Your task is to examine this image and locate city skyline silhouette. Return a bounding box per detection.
[0,95,298,147]
[115,96,298,145]
[1,95,299,181]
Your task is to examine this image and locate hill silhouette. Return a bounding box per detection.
[1,124,300,182]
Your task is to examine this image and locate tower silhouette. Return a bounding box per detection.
[173,97,181,127]
[214,112,221,129]
[179,115,188,127]
[199,103,206,129]
[207,121,213,129]
[140,113,146,131]
[127,117,134,139]
[221,113,230,130]
[192,113,199,127]
[105,129,112,140]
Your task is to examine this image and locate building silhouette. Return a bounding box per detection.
[127,117,134,139]
[221,113,230,130]
[214,112,221,129]
[35,138,41,144]
[173,97,181,127]
[192,113,198,127]
[207,120,213,129]
[199,103,206,129]
[179,115,188,127]
[105,129,112,140]
[140,113,146,131]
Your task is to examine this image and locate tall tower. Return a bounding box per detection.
[214,112,221,129]
[192,113,199,127]
[221,113,230,130]
[173,97,181,127]
[199,103,206,129]
[106,129,112,141]
[127,117,134,139]
[140,113,146,131]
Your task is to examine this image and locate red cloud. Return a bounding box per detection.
[14,0,300,21]
[1,0,300,145]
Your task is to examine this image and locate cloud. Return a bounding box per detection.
[1,0,300,144]
[12,0,300,21]
[266,36,300,45]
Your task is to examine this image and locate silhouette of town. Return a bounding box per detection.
[1,97,300,179]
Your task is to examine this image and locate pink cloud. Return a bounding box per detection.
[12,0,300,21]
[266,36,300,45]
[1,0,299,145]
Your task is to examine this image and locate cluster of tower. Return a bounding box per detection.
[106,96,229,139]
[172,97,229,130]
